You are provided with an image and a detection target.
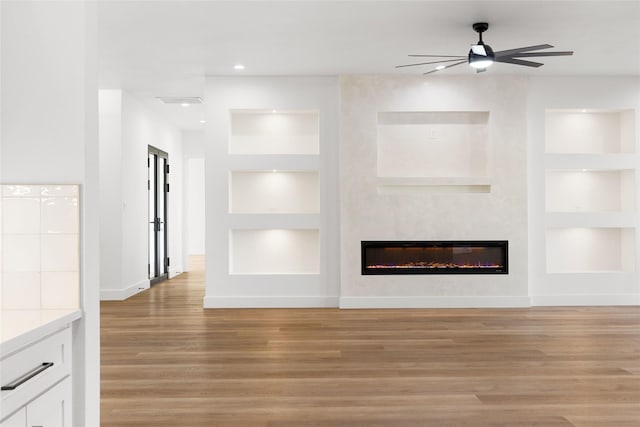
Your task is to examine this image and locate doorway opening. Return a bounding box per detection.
[148,145,169,285]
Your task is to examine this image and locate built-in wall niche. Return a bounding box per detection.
[545,110,636,154]
[230,229,320,274]
[377,111,489,179]
[545,169,636,212]
[229,170,319,214]
[546,227,636,273]
[229,110,319,155]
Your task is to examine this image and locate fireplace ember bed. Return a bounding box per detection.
[361,241,508,275]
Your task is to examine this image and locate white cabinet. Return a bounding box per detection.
[25,378,71,427]
[0,326,72,427]
[0,409,25,427]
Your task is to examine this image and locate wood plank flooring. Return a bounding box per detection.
[101,260,640,426]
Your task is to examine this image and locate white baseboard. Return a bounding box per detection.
[339,296,531,309]
[100,279,150,301]
[203,296,339,308]
[531,294,640,306]
[169,266,183,279]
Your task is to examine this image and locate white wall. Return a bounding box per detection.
[182,131,205,261]
[99,90,123,296]
[185,158,205,255]
[204,77,340,307]
[99,90,184,300]
[0,1,100,424]
[527,76,640,305]
[339,75,530,308]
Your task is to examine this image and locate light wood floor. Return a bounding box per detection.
[101,259,640,426]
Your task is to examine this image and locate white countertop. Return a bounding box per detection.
[0,309,82,356]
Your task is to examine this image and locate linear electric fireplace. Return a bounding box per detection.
[361,241,508,275]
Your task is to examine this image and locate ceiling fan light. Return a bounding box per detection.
[468,43,495,69]
[469,58,494,69]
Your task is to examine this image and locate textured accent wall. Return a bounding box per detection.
[339,75,529,307]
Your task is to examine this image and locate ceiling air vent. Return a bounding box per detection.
[156,97,203,105]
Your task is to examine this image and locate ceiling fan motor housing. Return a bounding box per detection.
[472,22,489,34]
[469,23,495,68]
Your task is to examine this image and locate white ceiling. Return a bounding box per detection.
[97,0,640,130]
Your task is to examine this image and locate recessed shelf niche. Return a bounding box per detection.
[545,110,635,154]
[229,110,319,155]
[230,229,320,275]
[545,169,635,212]
[543,108,637,279]
[546,227,636,273]
[230,171,319,214]
[377,111,489,179]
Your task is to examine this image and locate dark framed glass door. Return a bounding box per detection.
[148,146,169,285]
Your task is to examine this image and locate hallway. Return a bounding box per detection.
[101,261,640,426]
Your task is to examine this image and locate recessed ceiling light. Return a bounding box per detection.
[271,109,277,113]
[234,64,245,70]
[180,103,190,107]
[199,120,207,124]
[157,97,202,105]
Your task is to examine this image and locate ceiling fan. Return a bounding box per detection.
[397,22,573,75]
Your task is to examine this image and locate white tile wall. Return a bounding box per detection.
[2,235,41,272]
[1,184,80,310]
[42,197,79,234]
[0,196,3,309]
[42,234,79,272]
[3,272,41,309]
[3,198,41,234]
[41,272,79,309]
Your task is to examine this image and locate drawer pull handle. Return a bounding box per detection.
[1,362,54,391]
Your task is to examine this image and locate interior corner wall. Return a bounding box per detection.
[99,90,184,300]
[527,76,640,306]
[0,1,100,424]
[339,75,529,308]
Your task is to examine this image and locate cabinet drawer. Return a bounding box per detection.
[0,327,71,421]
[0,407,25,427]
[27,377,71,427]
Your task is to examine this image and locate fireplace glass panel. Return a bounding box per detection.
[362,241,508,275]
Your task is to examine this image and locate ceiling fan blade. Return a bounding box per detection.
[408,54,466,58]
[494,44,553,58]
[396,58,470,68]
[510,51,573,57]
[495,57,544,67]
[424,60,467,75]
